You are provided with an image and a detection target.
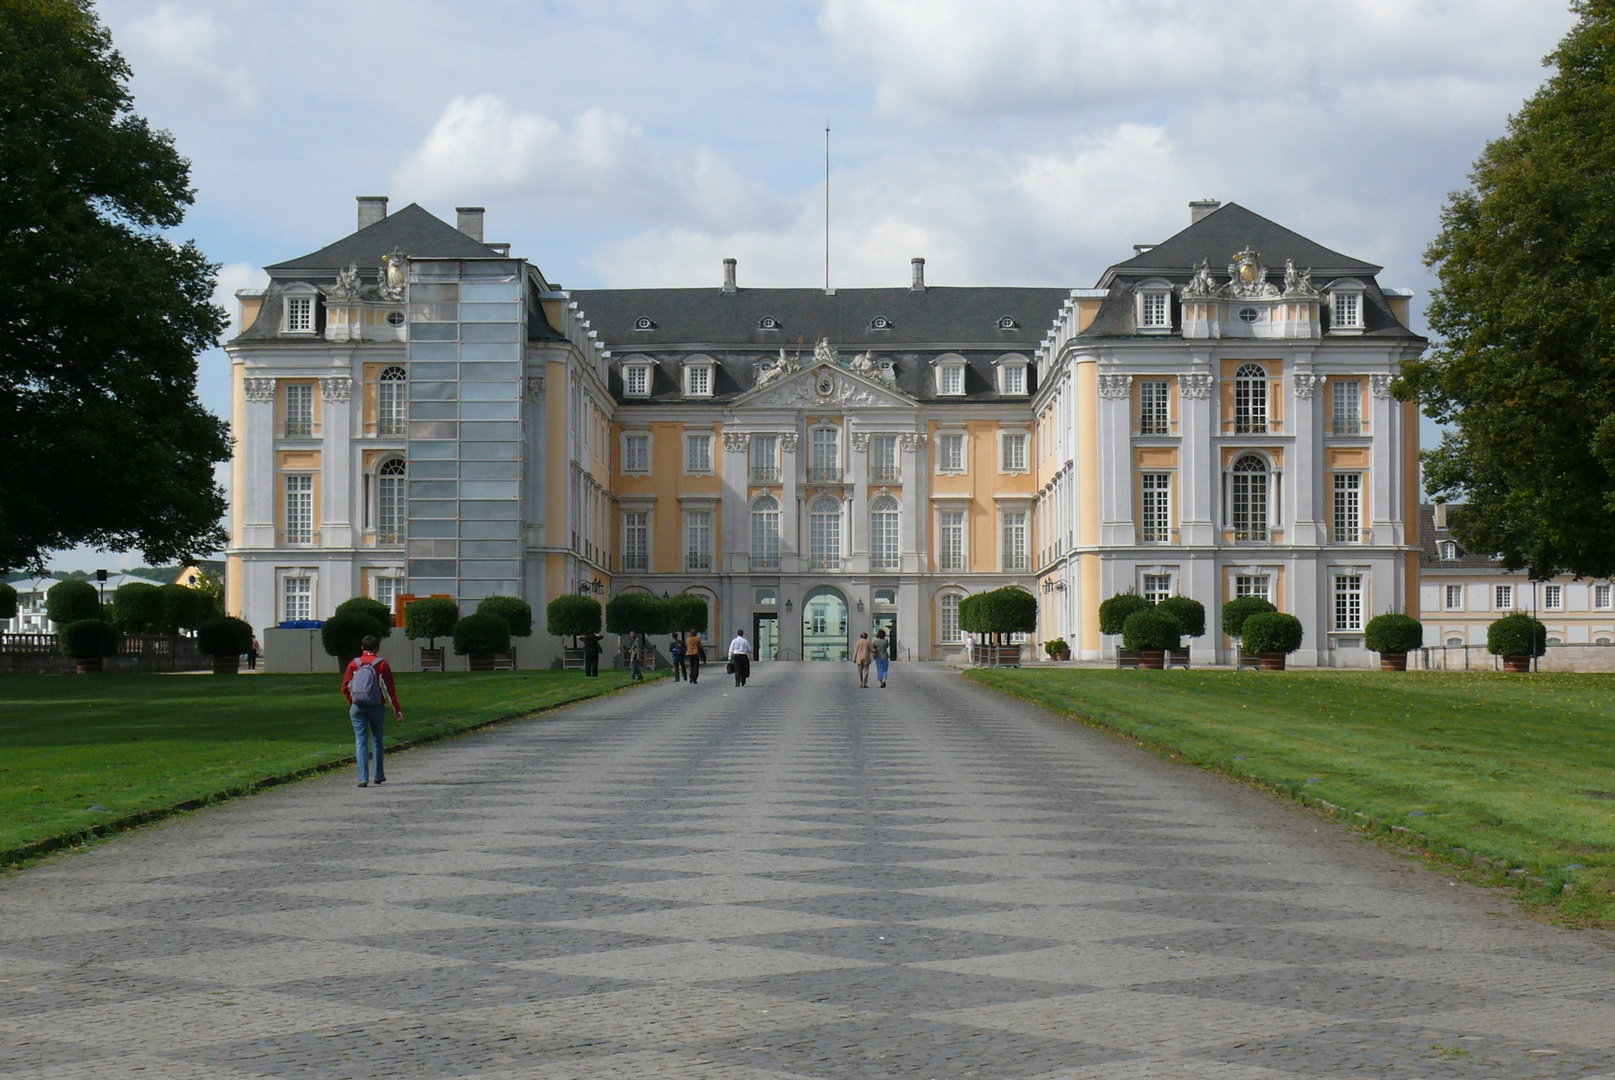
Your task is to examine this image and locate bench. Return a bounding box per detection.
[1166,648,1191,670]
[1115,650,1141,670]
[1237,650,1263,671]
[492,652,516,671]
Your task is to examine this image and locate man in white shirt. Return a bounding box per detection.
[727,629,751,687]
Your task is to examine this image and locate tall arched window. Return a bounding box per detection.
[939,593,963,643]
[809,496,842,570]
[1230,454,1269,541]
[751,495,780,569]
[377,366,407,436]
[376,458,406,543]
[870,496,900,570]
[1234,363,1268,434]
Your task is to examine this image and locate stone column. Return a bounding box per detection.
[722,431,750,572]
[242,377,278,549]
[320,375,355,554]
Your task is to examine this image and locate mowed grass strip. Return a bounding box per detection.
[0,670,651,859]
[967,668,1615,923]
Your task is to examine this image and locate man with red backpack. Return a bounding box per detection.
[341,635,404,788]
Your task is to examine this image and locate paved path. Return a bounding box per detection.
[3,665,1615,1079]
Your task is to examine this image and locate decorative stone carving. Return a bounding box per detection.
[1293,374,1323,399]
[378,248,406,301]
[723,432,750,452]
[812,337,840,366]
[849,351,878,377]
[320,376,353,403]
[1226,246,1280,299]
[747,366,909,409]
[243,377,276,403]
[779,432,798,453]
[330,263,363,302]
[1179,373,1214,399]
[849,432,871,452]
[1097,374,1133,399]
[1182,259,1217,299]
[524,375,545,401]
[755,348,799,389]
[1282,259,1319,299]
[898,432,928,452]
[1369,373,1394,399]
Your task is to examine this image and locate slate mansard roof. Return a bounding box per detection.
[1419,504,1504,571]
[264,203,499,276]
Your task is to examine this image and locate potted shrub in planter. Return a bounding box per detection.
[112,581,164,635]
[605,591,669,667]
[405,597,459,671]
[1154,596,1205,639]
[322,611,383,671]
[197,616,254,674]
[477,596,533,668]
[1241,611,1304,670]
[961,587,1037,666]
[1099,592,1151,637]
[59,619,120,673]
[335,596,395,635]
[1221,596,1277,663]
[1043,638,1071,661]
[1488,612,1546,672]
[454,611,512,671]
[547,594,602,669]
[1121,609,1180,669]
[1365,613,1423,671]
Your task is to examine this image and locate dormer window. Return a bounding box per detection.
[995,355,1029,396]
[759,316,781,331]
[997,316,1019,330]
[1329,281,1366,333]
[684,360,714,397]
[1439,540,1458,561]
[870,316,892,330]
[1135,280,1172,333]
[935,355,967,396]
[282,286,318,335]
[622,359,654,398]
[633,316,655,331]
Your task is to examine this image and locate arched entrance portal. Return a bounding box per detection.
[802,586,849,661]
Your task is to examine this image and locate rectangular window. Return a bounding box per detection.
[1335,292,1362,329]
[685,434,712,473]
[1597,584,1613,611]
[1139,380,1169,435]
[871,505,900,570]
[870,436,899,482]
[284,384,313,437]
[623,434,649,473]
[1496,584,1514,611]
[809,427,839,482]
[623,511,648,572]
[685,511,712,571]
[1332,473,1361,543]
[1143,574,1172,604]
[374,575,405,615]
[625,366,650,397]
[938,433,965,472]
[1332,379,1362,435]
[940,365,964,395]
[940,594,962,643]
[1141,292,1169,328]
[750,435,779,483]
[939,510,966,571]
[284,474,313,544]
[1334,574,1364,632]
[1002,512,1027,571]
[281,575,311,622]
[1445,584,1464,611]
[285,295,313,333]
[1235,574,1272,602]
[1544,583,1564,611]
[750,501,780,569]
[1140,472,1171,542]
[1001,434,1027,472]
[1001,365,1026,395]
[685,365,711,396]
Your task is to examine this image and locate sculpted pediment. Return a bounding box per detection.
[737,359,913,410]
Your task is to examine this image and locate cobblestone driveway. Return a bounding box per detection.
[4,664,1615,1079]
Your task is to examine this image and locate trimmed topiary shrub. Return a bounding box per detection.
[0,581,14,622]
[1221,596,1277,638]
[605,591,667,635]
[46,579,101,625]
[59,619,120,659]
[1154,596,1206,638]
[664,593,710,635]
[1241,611,1304,655]
[1365,613,1423,654]
[336,596,394,635]
[1121,609,1181,651]
[405,597,460,650]
[547,594,601,640]
[197,616,254,657]
[112,581,164,632]
[1043,638,1069,656]
[1487,612,1547,658]
[1099,592,1151,635]
[322,611,382,661]
[453,611,511,655]
[477,596,533,638]
[157,583,208,634]
[959,587,1036,640]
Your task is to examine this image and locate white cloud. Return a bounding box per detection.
[213,262,267,338]
[124,5,255,111]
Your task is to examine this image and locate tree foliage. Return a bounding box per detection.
[335,596,394,637]
[0,581,14,620]
[1221,596,1276,638]
[546,594,601,639]
[1154,596,1206,638]
[157,583,209,634]
[403,597,458,649]
[1399,1,1615,577]
[476,595,533,638]
[196,615,252,657]
[1241,612,1304,655]
[45,579,100,624]
[1098,592,1151,635]
[0,0,230,570]
[605,591,667,635]
[321,611,382,660]
[453,612,511,655]
[1364,613,1424,654]
[1488,612,1548,657]
[664,593,709,635]
[112,580,163,632]
[957,587,1036,637]
[59,618,119,659]
[1121,609,1180,651]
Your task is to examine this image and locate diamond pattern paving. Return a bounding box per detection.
[4,663,1615,1078]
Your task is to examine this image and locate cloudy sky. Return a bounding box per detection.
[54,0,1578,570]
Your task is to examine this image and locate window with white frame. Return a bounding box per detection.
[685,510,712,571]
[377,366,406,436]
[1139,379,1169,435]
[1229,455,1269,541]
[1597,583,1613,611]
[1495,584,1514,610]
[809,427,840,481]
[1544,583,1564,610]
[938,509,966,571]
[1139,289,1171,330]
[1001,511,1028,571]
[939,593,963,643]
[1233,363,1268,434]
[284,294,314,333]
[1447,635,1467,647]
[937,360,966,396]
[999,363,1027,395]
[1332,289,1364,330]
[938,433,966,473]
[281,574,312,622]
[1444,584,1464,611]
[284,383,314,437]
[750,496,780,569]
[1332,379,1361,435]
[685,433,712,473]
[1333,574,1364,631]
[869,435,899,481]
[750,434,779,483]
[623,433,649,474]
[1141,472,1171,542]
[1143,574,1173,604]
[684,363,712,397]
[1332,473,1361,543]
[284,474,313,544]
[1439,541,1458,560]
[871,496,900,570]
[624,363,652,398]
[376,459,405,543]
[622,511,649,571]
[1001,433,1027,472]
[1235,574,1272,602]
[809,496,842,570]
[373,573,405,616]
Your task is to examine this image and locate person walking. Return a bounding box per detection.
[873,628,891,688]
[670,631,686,682]
[581,631,601,677]
[852,631,873,688]
[684,629,703,684]
[247,635,260,671]
[627,629,644,681]
[341,635,403,788]
[728,628,751,687]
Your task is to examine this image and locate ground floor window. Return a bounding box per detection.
[373,573,405,616]
[939,593,962,643]
[1142,574,1172,604]
[281,575,312,622]
[1234,574,1272,603]
[1444,584,1463,611]
[1333,574,1363,632]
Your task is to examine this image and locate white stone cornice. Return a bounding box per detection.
[1293,374,1323,400]
[320,377,353,403]
[898,432,928,451]
[243,377,276,403]
[1179,373,1214,399]
[1369,374,1394,399]
[722,432,750,452]
[1097,374,1133,399]
[849,432,870,452]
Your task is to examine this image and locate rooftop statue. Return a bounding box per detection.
[330,263,363,302]
[756,348,799,388]
[812,337,840,367]
[1183,259,1217,298]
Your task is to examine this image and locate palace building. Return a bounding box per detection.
[225,196,1424,667]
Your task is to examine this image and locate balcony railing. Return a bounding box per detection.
[276,530,321,546]
[1138,419,1169,436]
[869,464,901,482]
[750,466,780,484]
[752,555,780,570]
[1002,556,1029,572]
[1233,419,1268,435]
[1331,419,1362,435]
[280,422,319,438]
[374,530,404,545]
[377,419,407,437]
[807,465,841,483]
[685,554,712,572]
[1232,528,1269,542]
[808,555,841,570]
[1330,527,1362,544]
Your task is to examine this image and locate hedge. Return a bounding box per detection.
[322,612,383,660]
[453,611,512,655]
[605,591,667,635]
[0,582,14,621]
[59,619,121,659]
[404,598,460,649]
[958,587,1036,637]
[1241,611,1304,654]
[336,596,395,635]
[1364,613,1423,654]
[197,616,254,658]
[112,581,165,633]
[1121,609,1181,651]
[477,596,533,638]
[46,580,101,625]
[157,583,210,634]
[664,593,710,635]
[1098,592,1151,635]
[1154,596,1206,638]
[1221,596,1277,638]
[546,594,602,639]
[1487,613,1547,658]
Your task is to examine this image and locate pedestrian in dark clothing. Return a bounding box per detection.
[874,628,891,688]
[670,632,686,681]
[728,629,751,687]
[582,631,601,677]
[685,630,703,684]
[247,635,260,671]
[341,635,404,787]
[628,629,645,681]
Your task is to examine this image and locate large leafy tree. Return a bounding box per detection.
[0,0,229,571]
[1400,1,1615,578]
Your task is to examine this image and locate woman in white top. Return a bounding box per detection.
[727,629,751,687]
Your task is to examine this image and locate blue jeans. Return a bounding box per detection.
[875,658,889,683]
[351,703,386,782]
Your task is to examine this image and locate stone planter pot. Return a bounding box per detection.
[467,653,497,672]
[212,655,240,675]
[419,648,445,672]
[1053,649,1071,661]
[74,657,103,674]
[1379,653,1408,672]
[1502,654,1532,673]
[1258,652,1288,671]
[1137,650,1166,670]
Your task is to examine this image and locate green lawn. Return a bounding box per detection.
[0,670,653,861]
[967,668,1615,924]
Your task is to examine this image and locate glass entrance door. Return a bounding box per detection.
[754,614,778,661]
[802,587,849,660]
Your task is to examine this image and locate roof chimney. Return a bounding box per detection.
[456,207,485,243]
[911,257,926,292]
[1189,198,1222,225]
[1433,500,1448,529]
[356,196,388,231]
[722,257,737,295]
